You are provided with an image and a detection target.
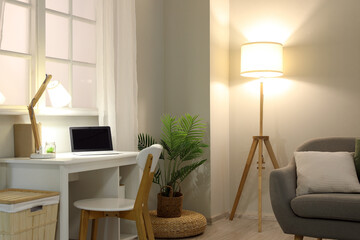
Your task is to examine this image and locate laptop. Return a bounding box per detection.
[70,126,122,156]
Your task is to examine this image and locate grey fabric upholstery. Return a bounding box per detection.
[295,137,355,152]
[291,193,360,222]
[270,137,360,240]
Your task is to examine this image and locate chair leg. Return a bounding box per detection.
[91,219,98,240]
[142,207,154,240]
[294,236,303,240]
[79,210,90,240]
[135,210,147,240]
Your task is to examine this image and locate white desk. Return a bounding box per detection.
[0,152,139,240]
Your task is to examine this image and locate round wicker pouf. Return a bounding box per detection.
[149,210,207,239]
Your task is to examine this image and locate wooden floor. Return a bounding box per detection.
[181,218,325,240]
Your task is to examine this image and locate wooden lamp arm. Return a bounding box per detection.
[27,74,52,153]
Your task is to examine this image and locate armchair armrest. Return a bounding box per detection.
[269,161,298,233]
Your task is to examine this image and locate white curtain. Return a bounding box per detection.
[0,0,5,45]
[97,0,138,151]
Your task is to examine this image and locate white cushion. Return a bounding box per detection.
[295,151,360,196]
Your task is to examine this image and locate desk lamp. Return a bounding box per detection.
[28,74,71,159]
[229,42,283,232]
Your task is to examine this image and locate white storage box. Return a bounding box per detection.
[0,189,59,240]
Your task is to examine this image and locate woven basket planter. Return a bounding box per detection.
[157,192,183,218]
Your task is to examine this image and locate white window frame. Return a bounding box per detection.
[0,0,98,116]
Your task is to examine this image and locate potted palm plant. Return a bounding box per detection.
[138,114,208,218]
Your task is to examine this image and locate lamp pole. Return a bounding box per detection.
[258,81,264,232]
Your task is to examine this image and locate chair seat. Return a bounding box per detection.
[291,193,360,222]
[74,198,135,211]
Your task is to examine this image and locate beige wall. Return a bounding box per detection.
[135,0,165,210]
[163,0,211,218]
[229,0,360,217]
[210,0,230,219]
[136,0,165,139]
[136,0,231,219]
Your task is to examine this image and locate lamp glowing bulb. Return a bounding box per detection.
[47,80,71,107]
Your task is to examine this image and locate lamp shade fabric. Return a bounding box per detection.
[240,42,283,78]
[47,80,71,107]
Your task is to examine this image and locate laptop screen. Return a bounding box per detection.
[70,126,113,152]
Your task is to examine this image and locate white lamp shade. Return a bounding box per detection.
[240,42,283,78]
[47,80,71,107]
[0,91,5,104]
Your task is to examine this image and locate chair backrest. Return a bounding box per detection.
[134,144,163,209]
[296,137,355,152]
[137,144,163,172]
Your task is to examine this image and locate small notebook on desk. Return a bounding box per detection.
[69,126,122,156]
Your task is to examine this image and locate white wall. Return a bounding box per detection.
[136,0,231,220]
[210,0,230,219]
[229,0,360,217]
[163,0,211,218]
[136,0,164,138]
[135,0,165,210]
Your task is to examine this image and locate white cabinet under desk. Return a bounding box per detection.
[0,152,139,240]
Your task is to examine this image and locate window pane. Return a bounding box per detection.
[45,61,70,107]
[46,0,69,13]
[72,65,96,108]
[46,13,69,59]
[73,0,96,20]
[73,20,96,64]
[0,55,29,105]
[1,3,30,53]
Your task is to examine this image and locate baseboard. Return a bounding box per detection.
[207,212,229,224]
[231,212,277,221]
[207,212,277,225]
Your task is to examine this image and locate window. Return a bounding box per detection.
[0,0,31,106]
[0,0,97,112]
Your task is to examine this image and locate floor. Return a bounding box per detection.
[183,218,325,240]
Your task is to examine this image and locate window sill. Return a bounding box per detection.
[0,106,98,116]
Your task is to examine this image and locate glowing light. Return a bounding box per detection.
[232,0,325,44]
[41,125,56,150]
[47,80,71,107]
[0,91,5,104]
[243,21,291,44]
[210,0,229,26]
[244,78,292,97]
[241,42,283,78]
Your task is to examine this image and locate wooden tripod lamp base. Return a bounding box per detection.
[229,135,279,232]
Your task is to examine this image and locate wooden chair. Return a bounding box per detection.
[73,144,163,240]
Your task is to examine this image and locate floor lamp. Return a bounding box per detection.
[229,42,283,232]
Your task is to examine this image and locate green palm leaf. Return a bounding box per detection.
[138,133,157,150]
[153,168,161,184]
[168,159,207,186]
[138,113,208,197]
[179,114,206,139]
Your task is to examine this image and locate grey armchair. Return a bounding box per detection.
[270,137,360,240]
